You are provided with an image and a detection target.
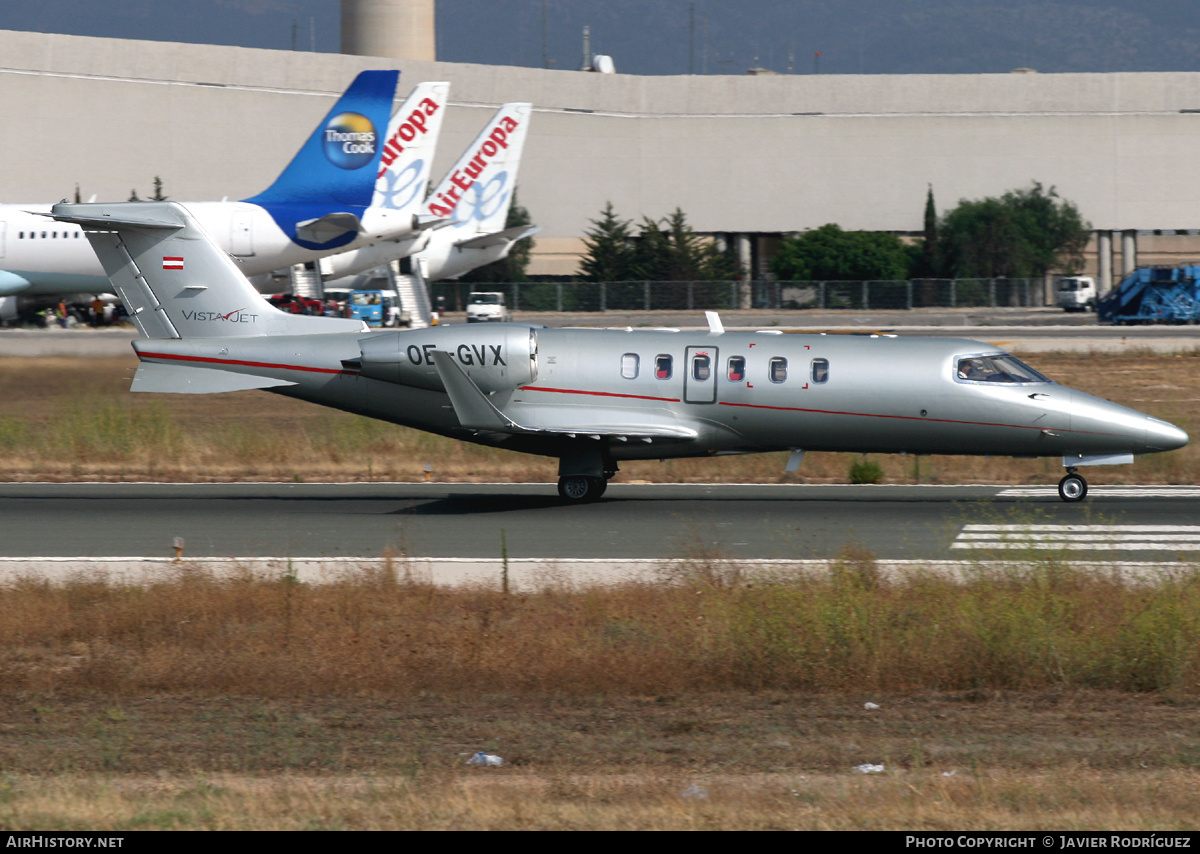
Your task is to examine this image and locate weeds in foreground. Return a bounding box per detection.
[4,556,1200,696]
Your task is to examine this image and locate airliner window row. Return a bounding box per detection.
[626,354,831,384]
[17,231,82,239]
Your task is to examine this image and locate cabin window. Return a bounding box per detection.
[811,358,829,384]
[621,353,639,379]
[769,357,788,383]
[692,354,711,381]
[727,356,746,381]
[654,354,672,380]
[18,232,23,239]
[955,354,1051,385]
[40,232,47,239]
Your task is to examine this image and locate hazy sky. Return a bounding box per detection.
[4,1,1200,76]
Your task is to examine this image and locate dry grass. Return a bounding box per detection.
[0,350,1197,484]
[1,690,1199,829]
[3,768,1200,830]
[0,558,1199,828]
[4,558,1200,696]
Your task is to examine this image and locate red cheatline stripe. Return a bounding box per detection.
[138,351,343,375]
[519,385,679,403]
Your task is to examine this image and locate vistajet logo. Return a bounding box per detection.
[180,308,259,324]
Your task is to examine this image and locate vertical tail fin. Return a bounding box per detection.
[425,103,532,235]
[51,201,366,339]
[369,81,451,219]
[241,70,400,250]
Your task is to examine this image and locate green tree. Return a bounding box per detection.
[769,224,913,280]
[632,208,738,281]
[457,189,535,284]
[920,184,939,276]
[578,202,637,282]
[151,176,168,201]
[937,182,1090,278]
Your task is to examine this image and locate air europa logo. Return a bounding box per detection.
[428,115,521,218]
[378,97,442,178]
[322,111,377,170]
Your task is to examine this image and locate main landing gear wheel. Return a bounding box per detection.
[557,475,606,502]
[1058,472,1088,502]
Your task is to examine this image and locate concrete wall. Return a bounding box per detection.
[4,30,1200,276]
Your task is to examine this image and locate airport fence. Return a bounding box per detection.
[429,278,1052,313]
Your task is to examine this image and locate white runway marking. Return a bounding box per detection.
[999,486,1200,498]
[953,524,1200,551]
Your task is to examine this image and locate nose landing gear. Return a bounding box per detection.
[1058,468,1088,502]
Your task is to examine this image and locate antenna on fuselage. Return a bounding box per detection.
[705,311,724,334]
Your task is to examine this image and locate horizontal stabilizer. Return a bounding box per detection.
[131,361,297,394]
[454,225,541,250]
[294,212,363,245]
[46,210,182,230]
[415,214,448,232]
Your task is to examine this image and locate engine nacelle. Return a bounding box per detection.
[356,325,538,393]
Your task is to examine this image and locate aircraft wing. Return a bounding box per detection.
[294,212,363,245]
[453,225,541,250]
[131,361,297,394]
[430,350,695,441]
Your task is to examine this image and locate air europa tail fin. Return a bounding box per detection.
[425,103,532,235]
[51,201,366,340]
[241,70,399,250]
[369,81,450,220]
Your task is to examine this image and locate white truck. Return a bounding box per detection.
[1057,276,1097,312]
[466,291,511,323]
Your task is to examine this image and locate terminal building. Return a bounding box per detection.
[3,0,1199,293]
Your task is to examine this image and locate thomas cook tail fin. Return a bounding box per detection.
[51,201,366,339]
[241,70,399,251]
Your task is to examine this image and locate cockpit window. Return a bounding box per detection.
[955,354,1051,385]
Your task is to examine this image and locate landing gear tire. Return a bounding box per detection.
[1058,473,1088,502]
[557,475,606,502]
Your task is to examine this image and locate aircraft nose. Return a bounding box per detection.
[1145,416,1189,452]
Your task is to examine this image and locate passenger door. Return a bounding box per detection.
[231,212,254,257]
[683,346,718,404]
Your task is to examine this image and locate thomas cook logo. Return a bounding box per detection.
[322,112,377,170]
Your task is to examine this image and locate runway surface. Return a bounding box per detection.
[4,482,1199,562]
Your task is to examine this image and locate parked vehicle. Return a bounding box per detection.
[267,294,325,315]
[347,289,407,327]
[466,291,510,323]
[1056,276,1096,312]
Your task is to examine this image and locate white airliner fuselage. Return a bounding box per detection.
[0,202,421,298]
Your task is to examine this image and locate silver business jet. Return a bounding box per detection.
[52,201,1188,503]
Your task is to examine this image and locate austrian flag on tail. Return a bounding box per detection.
[163,256,184,270]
